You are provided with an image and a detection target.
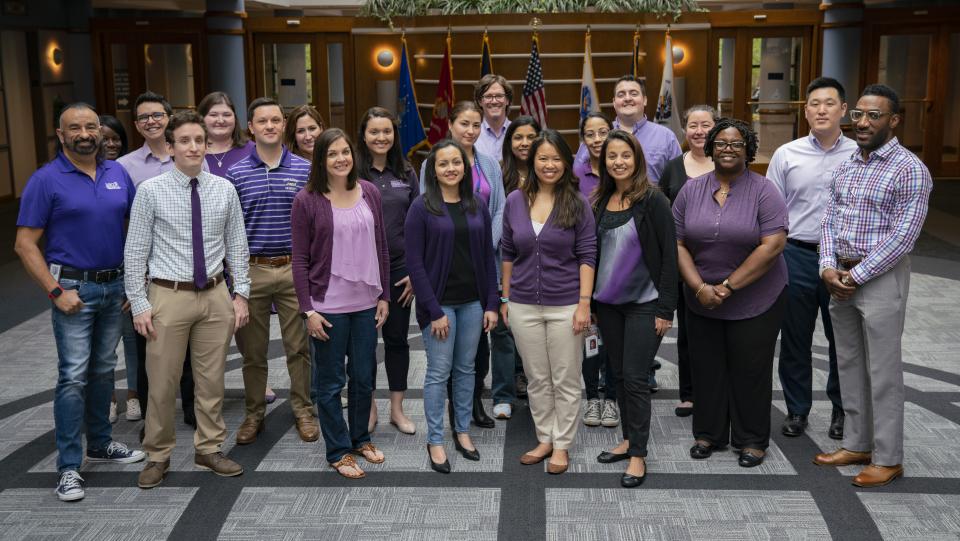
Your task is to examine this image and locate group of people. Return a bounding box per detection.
[16,66,930,502]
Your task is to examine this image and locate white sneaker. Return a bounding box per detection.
[126,398,142,421]
[601,399,620,428]
[582,398,602,426]
[109,401,119,424]
[493,403,512,419]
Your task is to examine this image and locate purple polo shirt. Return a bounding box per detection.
[673,170,788,320]
[501,190,597,306]
[573,159,600,199]
[575,116,681,184]
[17,153,135,270]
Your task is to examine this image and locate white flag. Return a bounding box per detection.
[655,33,683,138]
[580,32,600,123]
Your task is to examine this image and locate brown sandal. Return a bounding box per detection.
[351,442,385,464]
[329,454,365,479]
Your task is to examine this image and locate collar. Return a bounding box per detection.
[250,145,290,169]
[481,117,510,137]
[707,169,749,192]
[573,159,596,178]
[807,131,844,152]
[614,115,647,134]
[136,143,172,164]
[853,136,899,164]
[55,152,106,175]
[170,166,205,187]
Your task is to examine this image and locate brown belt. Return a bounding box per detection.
[250,255,292,267]
[152,274,224,292]
[837,257,862,270]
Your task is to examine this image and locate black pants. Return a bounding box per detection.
[687,290,787,451]
[380,274,412,392]
[676,286,694,402]
[136,332,195,417]
[582,344,616,401]
[596,300,662,457]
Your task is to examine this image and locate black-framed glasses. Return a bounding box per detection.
[482,93,507,103]
[849,109,892,122]
[713,141,746,151]
[136,112,168,124]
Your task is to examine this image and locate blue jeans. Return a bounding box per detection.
[310,307,377,463]
[422,301,483,445]
[52,276,125,472]
[120,313,139,391]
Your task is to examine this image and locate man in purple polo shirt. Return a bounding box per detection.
[575,75,681,184]
[226,97,318,445]
[15,103,146,502]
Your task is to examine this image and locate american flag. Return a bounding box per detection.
[520,35,548,128]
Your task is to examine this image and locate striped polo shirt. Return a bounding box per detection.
[226,146,311,256]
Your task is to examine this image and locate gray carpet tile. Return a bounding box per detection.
[857,493,960,540]
[0,487,197,540]
[218,487,500,540]
[257,399,506,472]
[0,403,54,463]
[545,489,830,540]
[566,400,797,475]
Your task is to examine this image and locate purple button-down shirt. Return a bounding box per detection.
[501,190,597,306]
[573,159,600,200]
[575,116,681,184]
[673,170,788,320]
[819,136,932,285]
[118,143,209,186]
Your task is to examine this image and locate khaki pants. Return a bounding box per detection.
[509,302,584,450]
[235,263,312,420]
[144,281,234,462]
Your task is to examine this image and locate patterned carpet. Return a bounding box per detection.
[0,254,959,540]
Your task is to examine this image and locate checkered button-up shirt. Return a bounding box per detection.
[819,137,932,285]
[124,167,250,316]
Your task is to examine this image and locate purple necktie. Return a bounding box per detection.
[190,178,207,289]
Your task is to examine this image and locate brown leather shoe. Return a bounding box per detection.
[520,450,553,465]
[853,464,903,487]
[546,460,569,475]
[295,415,320,442]
[195,452,244,477]
[235,417,263,445]
[138,460,170,489]
[813,448,872,466]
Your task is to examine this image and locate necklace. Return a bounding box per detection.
[209,150,230,168]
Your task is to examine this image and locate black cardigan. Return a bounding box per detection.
[658,153,689,205]
[594,189,679,320]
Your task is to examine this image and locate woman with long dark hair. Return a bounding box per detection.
[501,115,541,194]
[355,107,420,435]
[198,91,253,177]
[591,130,678,487]
[406,139,499,473]
[500,129,596,474]
[284,105,325,162]
[291,129,391,479]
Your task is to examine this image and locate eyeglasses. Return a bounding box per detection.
[583,130,609,141]
[713,141,746,151]
[482,94,507,103]
[136,112,168,124]
[849,109,892,122]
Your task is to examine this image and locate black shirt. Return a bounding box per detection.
[441,202,480,305]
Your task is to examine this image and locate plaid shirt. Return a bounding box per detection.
[819,137,932,285]
[124,167,250,316]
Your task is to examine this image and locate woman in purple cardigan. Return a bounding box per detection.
[291,129,391,480]
[405,140,499,474]
[500,129,597,475]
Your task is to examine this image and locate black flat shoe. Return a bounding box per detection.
[674,405,693,417]
[454,437,480,461]
[738,449,765,468]
[597,451,630,464]
[472,395,495,428]
[621,458,647,487]
[690,442,720,459]
[829,409,845,440]
[781,414,807,437]
[427,445,451,474]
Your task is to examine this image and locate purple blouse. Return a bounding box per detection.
[672,170,788,320]
[573,159,600,200]
[205,141,255,178]
[311,198,382,314]
[473,161,491,208]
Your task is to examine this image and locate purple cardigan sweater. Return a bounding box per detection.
[404,195,500,330]
[291,179,391,313]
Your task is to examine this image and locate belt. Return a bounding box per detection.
[152,274,225,292]
[837,257,862,270]
[250,254,292,266]
[787,238,819,252]
[60,266,123,283]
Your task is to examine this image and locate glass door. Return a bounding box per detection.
[876,32,933,162]
[939,32,959,176]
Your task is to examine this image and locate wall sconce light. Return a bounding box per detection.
[46,41,64,75]
[376,49,395,69]
[672,46,684,64]
[662,43,690,68]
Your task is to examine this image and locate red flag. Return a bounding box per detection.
[520,34,548,129]
[428,33,455,144]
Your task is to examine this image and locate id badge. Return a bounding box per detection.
[585,325,600,358]
[49,263,62,282]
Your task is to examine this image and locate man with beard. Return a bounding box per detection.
[814,84,932,487]
[16,103,146,502]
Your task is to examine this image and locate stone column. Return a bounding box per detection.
[205,0,248,123]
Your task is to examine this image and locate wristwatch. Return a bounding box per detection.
[300,310,316,320]
[48,285,63,300]
[721,278,736,293]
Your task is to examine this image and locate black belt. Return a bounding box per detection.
[787,238,819,252]
[60,266,123,283]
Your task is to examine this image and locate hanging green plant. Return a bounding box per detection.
[360,0,702,25]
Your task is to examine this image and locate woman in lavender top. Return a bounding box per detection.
[356,107,420,436]
[500,129,596,474]
[420,101,505,428]
[573,112,612,199]
[199,92,254,177]
[405,140,499,473]
[291,129,391,479]
[284,105,325,162]
[591,130,678,487]
[672,118,788,468]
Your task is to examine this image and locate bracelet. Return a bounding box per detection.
[499,296,510,304]
[694,282,707,298]
[579,295,591,300]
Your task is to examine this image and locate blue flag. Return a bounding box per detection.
[480,32,493,77]
[397,38,428,157]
